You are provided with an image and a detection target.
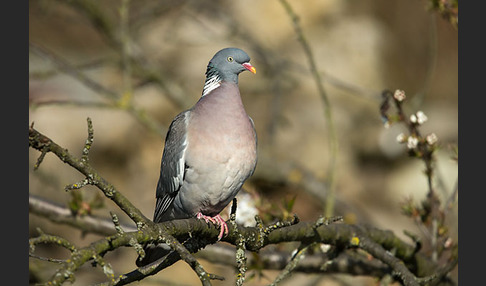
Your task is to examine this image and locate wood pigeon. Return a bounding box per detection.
[137,47,257,267]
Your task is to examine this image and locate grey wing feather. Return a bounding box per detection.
[248,116,258,177]
[153,111,189,222]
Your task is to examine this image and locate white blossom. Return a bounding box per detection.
[234,192,259,227]
[394,89,406,102]
[416,111,428,124]
[407,136,419,149]
[396,133,407,143]
[426,133,438,145]
[320,244,332,253]
[410,114,417,124]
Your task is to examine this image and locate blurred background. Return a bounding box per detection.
[29,0,458,285]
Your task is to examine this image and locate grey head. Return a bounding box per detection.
[203,47,256,96]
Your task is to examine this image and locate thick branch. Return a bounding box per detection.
[29,124,453,285]
[197,244,391,277]
[30,191,452,286]
[32,216,451,285]
[28,195,386,280]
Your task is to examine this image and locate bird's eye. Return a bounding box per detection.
[227,56,234,62]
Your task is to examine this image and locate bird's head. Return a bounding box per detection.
[207,47,256,82]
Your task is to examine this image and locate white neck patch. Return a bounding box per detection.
[202,74,222,96]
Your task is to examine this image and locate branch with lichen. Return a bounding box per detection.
[228,199,248,286]
[30,118,456,285]
[30,205,453,286]
[29,122,220,285]
[29,118,151,227]
[28,194,415,281]
[29,121,220,285]
[27,195,392,281]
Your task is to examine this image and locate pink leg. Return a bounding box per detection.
[196,212,228,240]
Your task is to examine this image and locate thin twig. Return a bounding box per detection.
[60,0,192,109]
[154,229,219,286]
[29,57,115,80]
[411,14,438,109]
[279,0,339,217]
[81,117,94,164]
[29,42,119,101]
[30,232,78,254]
[29,194,136,236]
[270,242,314,286]
[119,0,133,108]
[29,42,164,136]
[29,122,151,226]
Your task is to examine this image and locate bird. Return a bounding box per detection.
[136,47,257,267]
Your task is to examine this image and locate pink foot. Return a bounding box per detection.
[196,212,228,240]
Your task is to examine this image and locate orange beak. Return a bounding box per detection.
[242,62,256,74]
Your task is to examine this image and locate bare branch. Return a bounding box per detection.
[29,100,455,285]
[30,189,452,285]
[270,242,315,286]
[29,122,152,226]
[229,199,247,286]
[29,194,134,236]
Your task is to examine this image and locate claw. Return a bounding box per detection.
[196,213,228,240]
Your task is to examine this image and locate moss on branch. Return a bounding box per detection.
[29,122,454,286]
